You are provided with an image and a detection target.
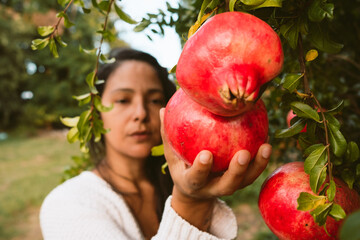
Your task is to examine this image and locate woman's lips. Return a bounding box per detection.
[129,131,151,141]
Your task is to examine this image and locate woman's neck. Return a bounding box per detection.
[94,147,149,194]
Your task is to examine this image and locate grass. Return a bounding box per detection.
[0,131,79,240]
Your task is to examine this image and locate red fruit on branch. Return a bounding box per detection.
[164,89,268,172]
[258,161,360,240]
[176,11,283,116]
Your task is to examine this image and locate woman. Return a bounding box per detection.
[40,48,272,240]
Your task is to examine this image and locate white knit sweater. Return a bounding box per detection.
[40,171,238,240]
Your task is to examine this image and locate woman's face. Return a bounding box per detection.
[101,60,165,160]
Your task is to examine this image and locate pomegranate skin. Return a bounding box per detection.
[258,162,360,240]
[176,11,283,117]
[164,88,268,172]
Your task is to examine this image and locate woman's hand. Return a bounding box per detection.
[159,108,271,231]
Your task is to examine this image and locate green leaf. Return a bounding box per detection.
[310,164,327,193]
[133,19,151,32]
[82,7,91,13]
[329,204,346,221]
[326,100,344,115]
[308,0,334,22]
[151,144,164,156]
[240,0,265,6]
[291,102,320,122]
[49,38,59,58]
[86,71,96,88]
[55,36,67,47]
[198,0,211,22]
[327,180,336,202]
[310,202,333,226]
[297,192,327,211]
[340,210,360,240]
[79,45,97,55]
[345,141,359,163]
[275,118,307,138]
[100,54,115,64]
[98,0,110,11]
[37,26,55,37]
[73,93,91,106]
[56,12,74,28]
[280,20,299,49]
[308,24,343,54]
[114,4,138,24]
[282,73,303,93]
[304,145,327,174]
[229,0,237,11]
[328,123,347,157]
[305,144,325,157]
[31,38,50,50]
[94,95,113,112]
[67,127,79,143]
[324,113,340,130]
[341,169,355,189]
[60,116,80,127]
[245,0,282,10]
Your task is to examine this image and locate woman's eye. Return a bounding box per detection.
[115,99,130,104]
[151,99,165,105]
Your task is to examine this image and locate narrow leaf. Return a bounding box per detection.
[327,180,336,202]
[282,73,303,92]
[31,38,49,50]
[297,192,327,211]
[114,4,138,24]
[305,144,325,156]
[326,100,344,114]
[291,102,320,122]
[275,118,307,138]
[37,26,55,37]
[310,203,333,226]
[328,123,347,157]
[86,71,96,88]
[310,164,327,194]
[329,204,346,221]
[229,0,237,11]
[67,127,79,143]
[304,145,327,174]
[94,95,113,112]
[55,36,67,47]
[60,116,80,127]
[49,38,59,58]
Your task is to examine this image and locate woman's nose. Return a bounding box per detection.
[133,102,148,122]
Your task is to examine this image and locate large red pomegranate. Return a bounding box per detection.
[258,161,360,240]
[176,11,283,116]
[164,88,268,172]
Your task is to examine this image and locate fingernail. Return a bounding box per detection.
[199,151,211,165]
[238,151,250,165]
[262,146,272,159]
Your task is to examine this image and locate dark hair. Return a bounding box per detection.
[90,47,176,220]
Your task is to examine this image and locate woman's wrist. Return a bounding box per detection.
[171,186,216,232]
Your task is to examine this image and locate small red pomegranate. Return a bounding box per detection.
[176,11,283,116]
[164,89,268,172]
[258,161,360,240]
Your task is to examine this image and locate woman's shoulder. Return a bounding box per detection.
[40,171,121,212]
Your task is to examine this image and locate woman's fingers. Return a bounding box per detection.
[239,143,272,188]
[184,150,213,191]
[208,150,251,196]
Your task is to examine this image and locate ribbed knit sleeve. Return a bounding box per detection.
[153,196,238,240]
